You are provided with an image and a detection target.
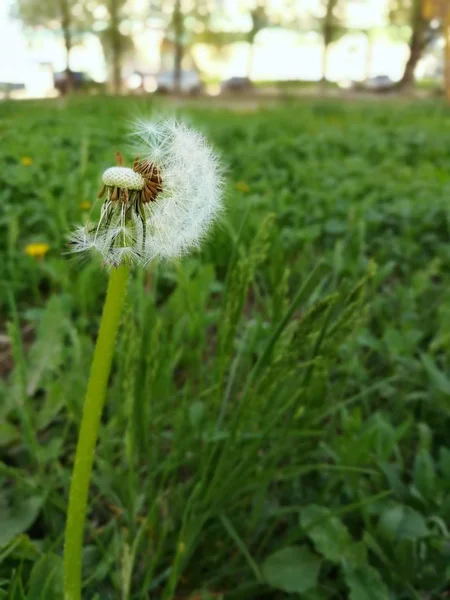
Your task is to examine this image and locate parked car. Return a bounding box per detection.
[0,82,25,94]
[0,82,26,100]
[364,75,394,91]
[156,70,203,94]
[221,76,254,93]
[53,71,105,94]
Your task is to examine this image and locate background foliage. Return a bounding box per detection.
[1,97,450,599]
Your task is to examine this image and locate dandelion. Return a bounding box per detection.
[69,118,223,267]
[64,119,224,600]
[20,156,33,166]
[79,201,91,210]
[235,181,249,193]
[25,242,49,258]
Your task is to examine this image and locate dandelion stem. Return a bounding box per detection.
[63,264,130,600]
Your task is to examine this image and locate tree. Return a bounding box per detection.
[363,28,375,80]
[246,3,268,79]
[292,0,347,82]
[98,0,134,94]
[172,0,184,92]
[15,0,84,93]
[390,0,436,88]
[158,0,210,92]
[318,0,346,82]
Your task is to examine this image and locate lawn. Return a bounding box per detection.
[1,96,450,599]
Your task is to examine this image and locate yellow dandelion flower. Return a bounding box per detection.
[235,181,249,193]
[25,243,50,259]
[20,157,33,166]
[80,201,91,210]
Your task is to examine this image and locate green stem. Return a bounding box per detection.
[63,265,130,600]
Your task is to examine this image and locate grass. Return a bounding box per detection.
[1,96,450,599]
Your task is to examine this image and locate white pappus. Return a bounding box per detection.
[69,118,224,267]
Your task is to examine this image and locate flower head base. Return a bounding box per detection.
[69,119,223,267]
[102,166,145,191]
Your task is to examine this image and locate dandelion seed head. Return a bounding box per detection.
[70,118,224,267]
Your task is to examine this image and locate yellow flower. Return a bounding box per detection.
[25,243,50,259]
[20,157,33,166]
[80,201,91,210]
[235,181,250,193]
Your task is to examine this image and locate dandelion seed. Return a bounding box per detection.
[25,242,50,258]
[20,156,33,166]
[69,119,224,267]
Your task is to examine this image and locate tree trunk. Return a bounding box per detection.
[397,24,423,88]
[246,39,255,79]
[445,9,450,100]
[321,0,336,85]
[60,0,73,94]
[396,0,425,90]
[364,30,373,80]
[110,0,122,94]
[247,6,265,80]
[173,0,183,93]
[174,42,183,93]
[321,41,329,83]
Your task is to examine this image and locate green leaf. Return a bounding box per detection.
[343,542,369,567]
[27,553,63,600]
[0,534,40,562]
[300,504,353,563]
[0,422,20,447]
[413,450,435,499]
[189,401,206,428]
[378,462,406,500]
[0,495,44,548]
[35,380,66,430]
[378,505,429,540]
[421,353,450,396]
[261,546,321,594]
[302,591,328,600]
[343,562,389,600]
[7,571,27,600]
[439,447,450,479]
[26,296,69,396]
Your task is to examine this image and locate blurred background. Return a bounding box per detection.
[0,0,448,100]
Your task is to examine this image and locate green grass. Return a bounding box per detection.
[1,96,450,599]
